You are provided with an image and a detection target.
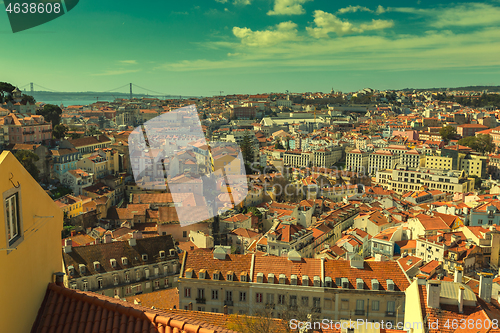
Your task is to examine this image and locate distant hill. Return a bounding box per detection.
[401,86,500,92]
[26,91,188,102]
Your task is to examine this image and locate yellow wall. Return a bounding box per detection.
[0,151,63,333]
[424,156,453,170]
[62,200,82,218]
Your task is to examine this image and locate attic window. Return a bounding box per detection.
[93,261,100,271]
[268,273,275,284]
[371,279,379,290]
[279,274,286,285]
[122,257,128,265]
[227,272,234,281]
[79,264,86,275]
[186,269,193,279]
[291,274,298,285]
[68,265,75,275]
[110,259,117,268]
[302,275,309,286]
[199,270,206,280]
[387,279,395,291]
[257,272,264,283]
[142,254,148,261]
[325,277,333,288]
[341,277,349,289]
[213,270,220,280]
[240,272,247,282]
[356,278,364,290]
[313,276,321,287]
[159,251,165,258]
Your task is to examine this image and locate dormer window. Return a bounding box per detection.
[226,271,234,281]
[185,269,193,279]
[142,254,148,261]
[110,259,117,268]
[268,273,275,284]
[257,272,264,283]
[302,275,309,286]
[314,276,321,287]
[199,270,206,279]
[291,274,298,285]
[122,257,128,266]
[325,277,332,288]
[240,272,247,282]
[213,270,220,280]
[68,265,75,275]
[279,274,286,284]
[387,279,395,291]
[93,261,100,271]
[159,251,165,258]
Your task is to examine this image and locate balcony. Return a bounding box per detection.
[224,300,233,306]
[386,311,395,317]
[196,298,206,304]
[355,310,365,315]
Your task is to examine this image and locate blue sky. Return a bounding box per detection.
[2,0,500,96]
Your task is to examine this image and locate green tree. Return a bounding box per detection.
[13,150,39,181]
[0,82,16,102]
[470,175,482,189]
[38,104,63,127]
[439,125,457,141]
[274,141,285,149]
[368,122,378,135]
[240,132,254,165]
[53,124,68,140]
[475,134,495,154]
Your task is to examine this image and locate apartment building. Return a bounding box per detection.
[62,235,179,298]
[51,147,81,179]
[346,149,369,173]
[178,249,410,324]
[368,150,398,174]
[376,167,474,194]
[0,113,52,145]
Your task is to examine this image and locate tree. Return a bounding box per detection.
[458,134,495,154]
[0,82,16,103]
[53,124,68,140]
[38,104,63,127]
[439,125,457,141]
[368,122,378,135]
[470,175,482,189]
[274,141,285,149]
[240,132,254,165]
[13,150,39,181]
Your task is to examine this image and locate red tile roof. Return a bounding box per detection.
[32,283,235,333]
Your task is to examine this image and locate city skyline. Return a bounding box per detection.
[2,0,500,96]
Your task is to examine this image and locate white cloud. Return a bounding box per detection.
[119,60,137,65]
[306,10,393,38]
[233,21,300,46]
[233,0,251,5]
[267,0,311,16]
[215,0,228,3]
[375,5,386,14]
[337,5,372,14]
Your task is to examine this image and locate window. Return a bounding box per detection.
[212,290,218,300]
[212,308,218,313]
[387,301,395,312]
[113,275,119,286]
[226,290,233,301]
[356,300,364,310]
[136,270,141,281]
[341,299,349,310]
[197,288,205,299]
[301,297,309,306]
[240,292,246,302]
[278,294,285,305]
[256,293,263,303]
[185,288,191,298]
[154,267,159,277]
[267,293,274,304]
[154,280,160,289]
[125,271,130,283]
[82,281,88,291]
[183,231,187,238]
[313,297,321,308]
[5,192,22,247]
[97,279,103,289]
[290,295,297,306]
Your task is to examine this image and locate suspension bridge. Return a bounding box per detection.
[15,82,189,100]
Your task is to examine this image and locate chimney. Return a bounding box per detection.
[416,274,427,285]
[458,286,465,314]
[53,272,65,286]
[223,305,228,315]
[479,272,494,303]
[454,267,463,283]
[129,238,137,246]
[426,280,441,309]
[63,239,72,253]
[104,232,112,244]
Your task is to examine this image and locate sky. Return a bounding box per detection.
[1,0,500,96]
